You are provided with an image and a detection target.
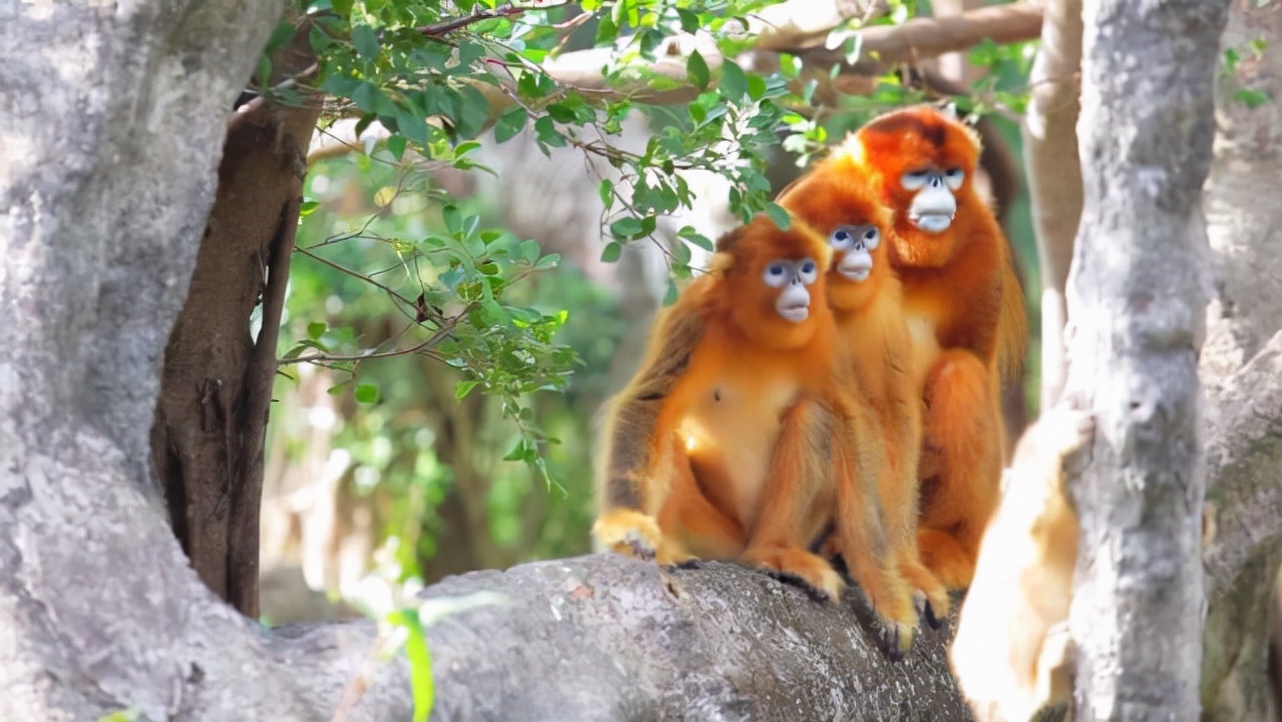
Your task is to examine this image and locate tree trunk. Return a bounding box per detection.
[1063,1,1228,720]
[1022,0,1083,413]
[0,2,408,720]
[1199,3,1282,720]
[150,20,320,616]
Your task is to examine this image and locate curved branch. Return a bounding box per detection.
[799,3,1045,75]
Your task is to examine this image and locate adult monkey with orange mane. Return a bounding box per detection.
[850,105,1029,589]
[592,213,915,657]
[773,149,951,635]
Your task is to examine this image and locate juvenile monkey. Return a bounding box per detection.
[949,404,1093,722]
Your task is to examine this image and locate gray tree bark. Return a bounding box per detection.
[0,3,411,720]
[1063,1,1229,721]
[1199,3,1282,720]
[423,554,970,722]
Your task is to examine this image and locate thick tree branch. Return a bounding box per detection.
[420,554,970,721]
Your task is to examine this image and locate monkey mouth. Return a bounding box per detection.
[778,304,810,323]
[909,211,955,233]
[838,256,873,282]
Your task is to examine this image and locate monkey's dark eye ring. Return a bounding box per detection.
[829,226,858,249]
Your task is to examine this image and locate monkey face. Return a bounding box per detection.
[762,257,821,323]
[827,224,880,282]
[902,167,964,233]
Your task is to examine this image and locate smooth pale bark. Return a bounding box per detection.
[1199,3,1282,720]
[1022,0,1083,412]
[1063,1,1229,721]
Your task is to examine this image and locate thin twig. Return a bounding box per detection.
[416,4,527,37]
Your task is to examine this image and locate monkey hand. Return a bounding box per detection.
[1039,403,1095,461]
[593,509,695,566]
[741,544,845,602]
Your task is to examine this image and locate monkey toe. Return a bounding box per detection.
[743,546,844,602]
[878,621,915,662]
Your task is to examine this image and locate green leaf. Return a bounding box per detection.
[609,217,644,239]
[598,179,615,211]
[720,61,747,103]
[355,383,380,404]
[307,322,327,340]
[1236,88,1271,109]
[455,380,480,400]
[675,8,699,33]
[493,106,528,143]
[686,50,710,90]
[265,22,297,55]
[351,24,379,61]
[677,226,714,252]
[389,609,435,722]
[600,241,623,263]
[299,200,320,217]
[387,134,408,160]
[764,202,792,230]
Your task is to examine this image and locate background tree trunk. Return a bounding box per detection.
[1199,2,1282,720]
[1022,0,1083,413]
[1063,1,1229,720]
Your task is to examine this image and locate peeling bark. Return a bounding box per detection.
[1063,1,1229,720]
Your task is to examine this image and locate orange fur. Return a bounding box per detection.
[775,154,950,630]
[848,105,1029,588]
[593,214,839,579]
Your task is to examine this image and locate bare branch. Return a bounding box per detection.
[799,2,1045,74]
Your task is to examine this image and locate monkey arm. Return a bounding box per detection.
[593,295,709,562]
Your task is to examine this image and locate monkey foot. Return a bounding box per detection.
[592,509,663,561]
[741,545,844,602]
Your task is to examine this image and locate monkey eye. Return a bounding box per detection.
[798,259,818,284]
[902,170,931,191]
[763,262,789,288]
[862,227,880,250]
[828,225,857,250]
[944,167,965,190]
